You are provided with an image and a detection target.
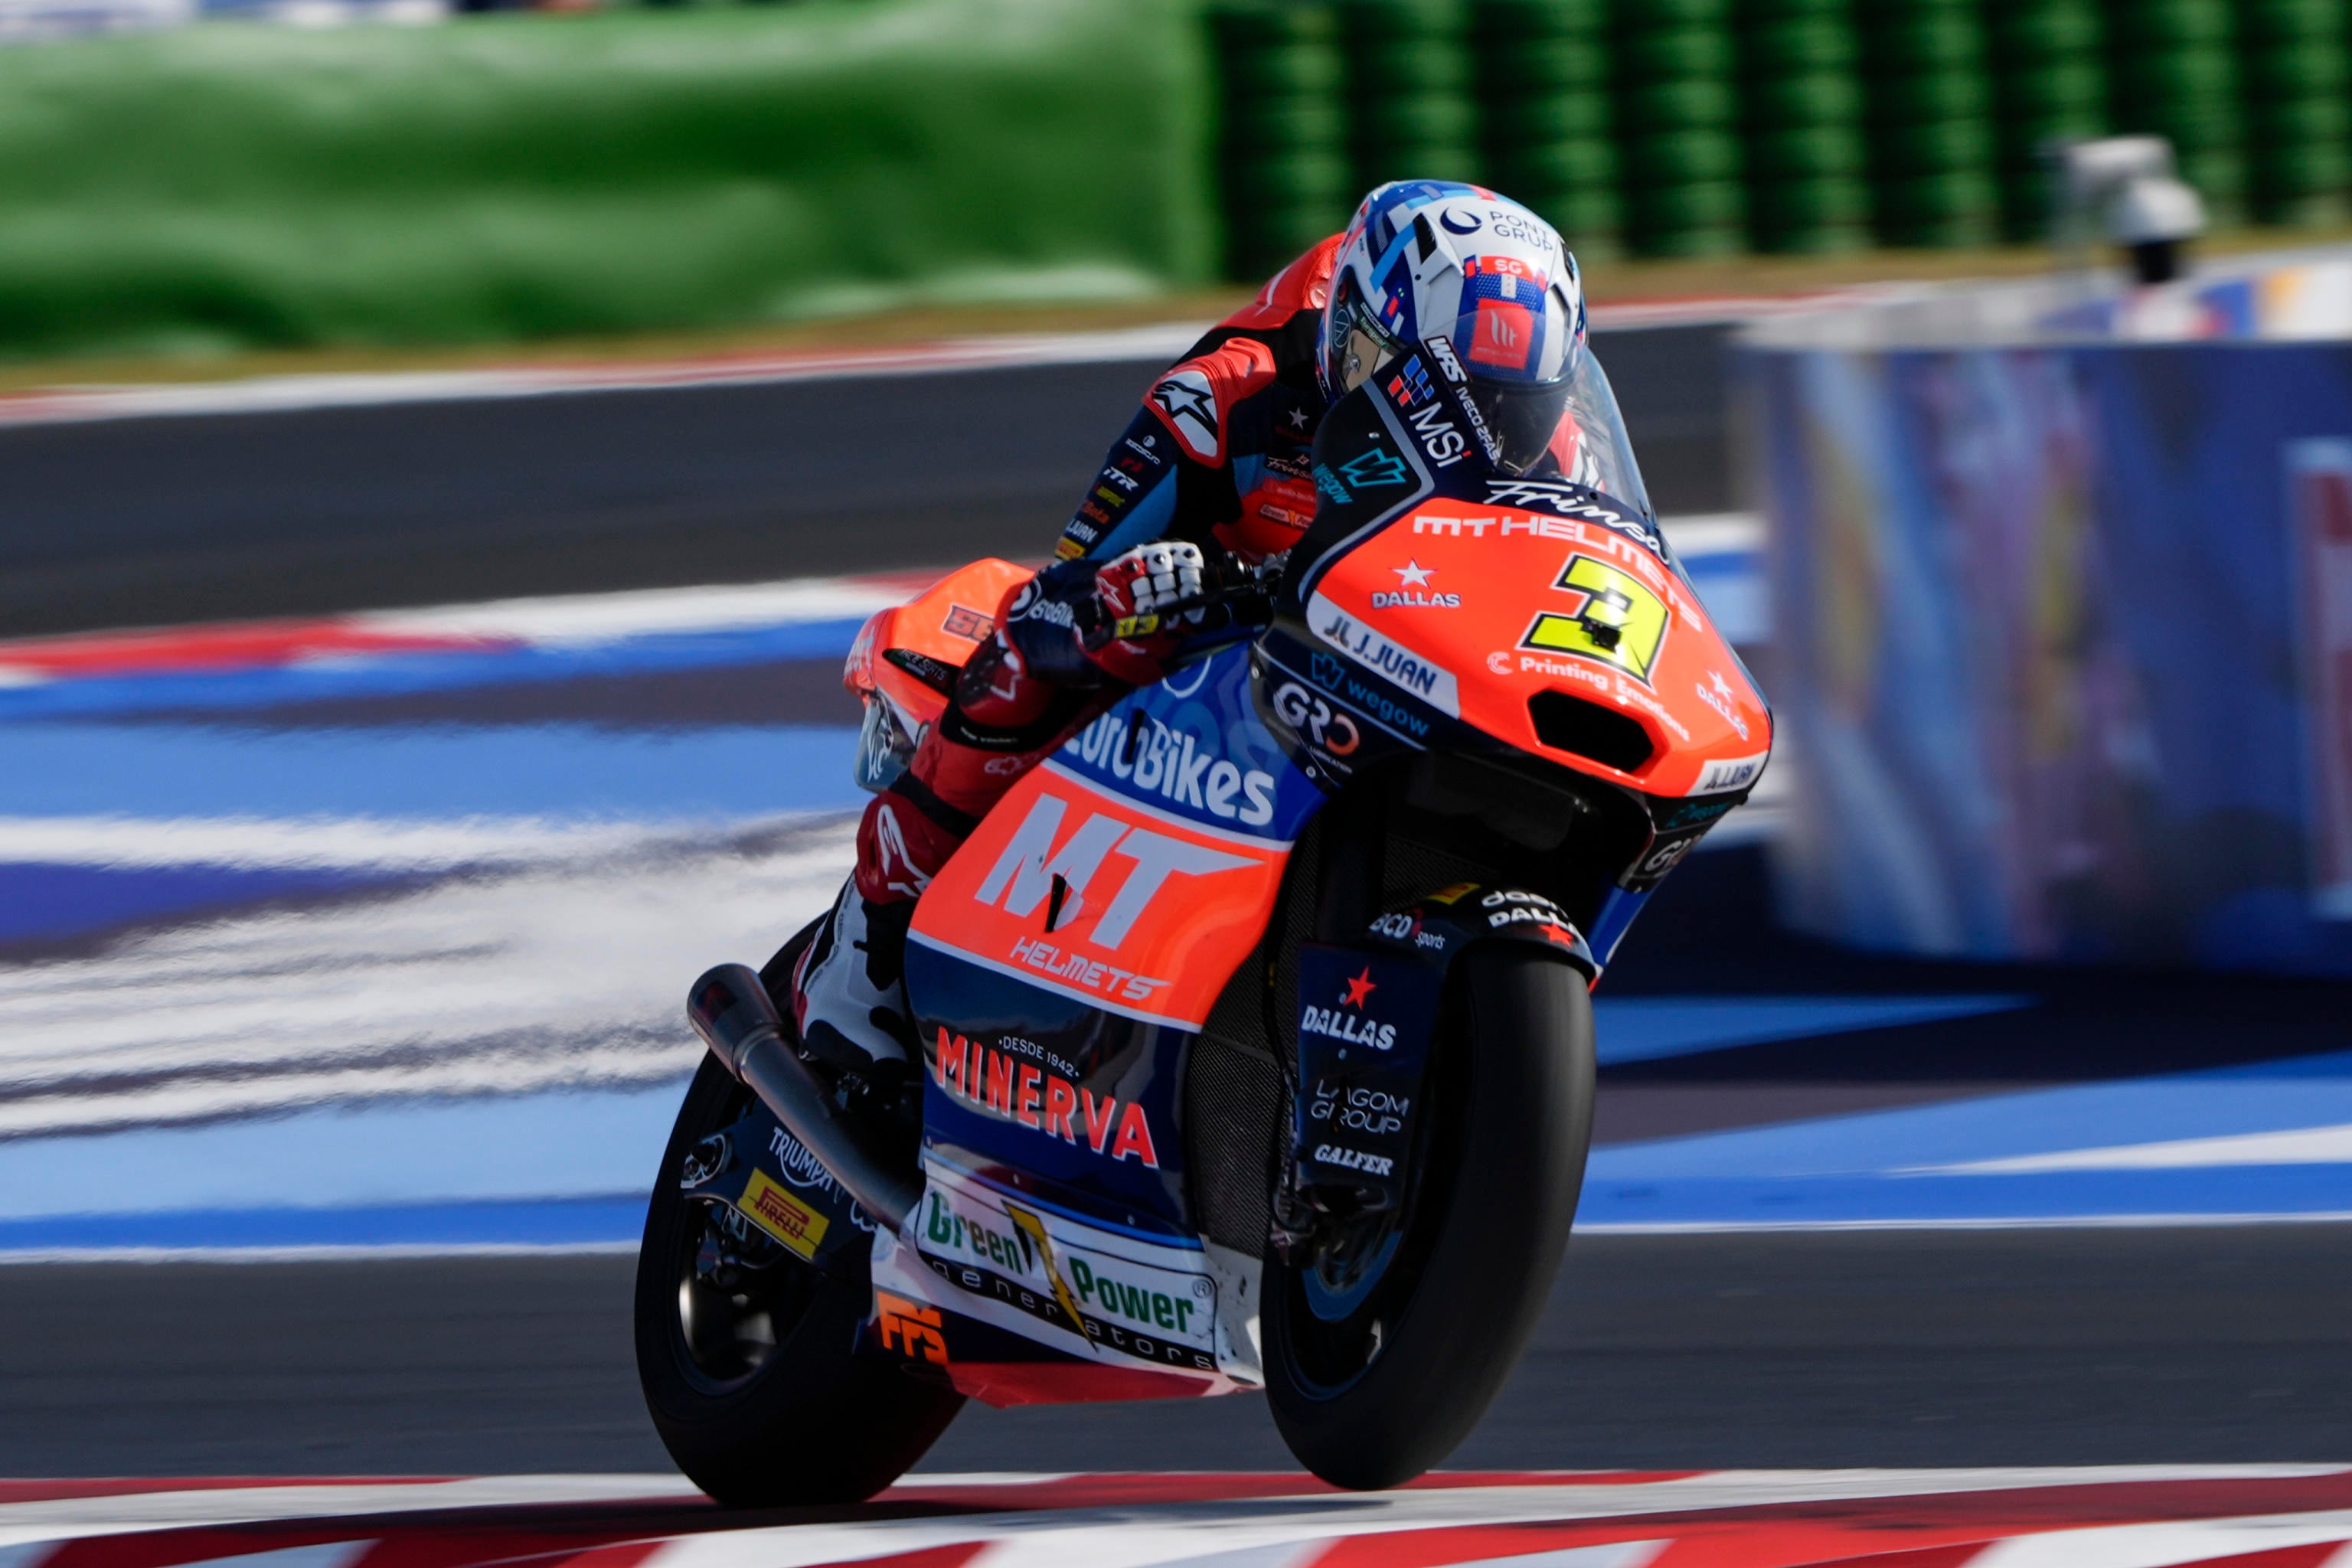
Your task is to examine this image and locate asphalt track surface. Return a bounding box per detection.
[0,325,1729,638]
[7,849,2352,1477]
[6,1226,2350,1478]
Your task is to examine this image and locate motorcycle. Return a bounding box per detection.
[632,338,1771,1501]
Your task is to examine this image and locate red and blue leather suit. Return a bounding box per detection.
[844,237,1344,921]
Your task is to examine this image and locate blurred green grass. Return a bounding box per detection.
[0,0,1217,361]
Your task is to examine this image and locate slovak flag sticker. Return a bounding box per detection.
[1469,299,1535,370]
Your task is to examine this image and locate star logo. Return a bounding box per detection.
[1284,406,1310,430]
[1152,377,1214,426]
[1393,560,1434,588]
[1710,669,1736,701]
[1342,967,1378,1008]
[1150,373,1221,460]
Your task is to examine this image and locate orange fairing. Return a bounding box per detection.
[844,558,1031,731]
[1307,504,1771,797]
[910,762,1290,1030]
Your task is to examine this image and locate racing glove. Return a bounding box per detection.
[1004,541,1209,688]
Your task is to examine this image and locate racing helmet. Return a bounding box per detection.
[1318,180,1586,475]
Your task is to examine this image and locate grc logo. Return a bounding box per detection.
[975,791,1255,953]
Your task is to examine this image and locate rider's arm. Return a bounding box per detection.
[1047,235,1339,569]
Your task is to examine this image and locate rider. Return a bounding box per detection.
[789,179,1592,1089]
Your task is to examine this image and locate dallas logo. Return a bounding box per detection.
[1298,965,1396,1051]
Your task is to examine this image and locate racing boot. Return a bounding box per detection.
[789,879,919,1078]
[786,770,974,1131]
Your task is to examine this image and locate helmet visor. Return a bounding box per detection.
[1325,267,1409,397]
[1466,377,1576,475]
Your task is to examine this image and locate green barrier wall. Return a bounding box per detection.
[1240,0,2352,263]
[0,0,1217,358]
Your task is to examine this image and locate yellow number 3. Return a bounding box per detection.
[1519,554,1669,683]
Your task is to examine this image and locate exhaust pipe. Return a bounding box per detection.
[684,963,922,1232]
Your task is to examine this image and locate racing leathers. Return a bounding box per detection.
[788,237,1344,1077]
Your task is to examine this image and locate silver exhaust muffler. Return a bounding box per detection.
[684,963,922,1232]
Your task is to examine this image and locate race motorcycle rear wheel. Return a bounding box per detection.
[1263,942,1596,1488]
[634,1050,963,1505]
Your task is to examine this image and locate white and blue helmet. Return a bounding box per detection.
[1319,180,1587,474]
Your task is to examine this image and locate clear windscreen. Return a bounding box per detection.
[1543,351,1654,520]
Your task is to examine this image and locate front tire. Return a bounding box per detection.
[1263,944,1596,1488]
[633,1050,964,1506]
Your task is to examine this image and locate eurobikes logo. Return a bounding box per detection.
[1062,710,1278,828]
[916,1185,1217,1370]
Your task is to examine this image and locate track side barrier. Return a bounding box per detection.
[1742,252,2352,975]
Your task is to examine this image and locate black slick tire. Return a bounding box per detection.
[633,1050,964,1506]
[1263,944,1596,1488]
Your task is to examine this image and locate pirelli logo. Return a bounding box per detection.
[738,1169,829,1259]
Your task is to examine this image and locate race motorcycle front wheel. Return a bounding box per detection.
[634,1049,963,1505]
[1263,942,1596,1488]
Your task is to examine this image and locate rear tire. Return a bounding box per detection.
[1263,945,1596,1488]
[634,1050,964,1506]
